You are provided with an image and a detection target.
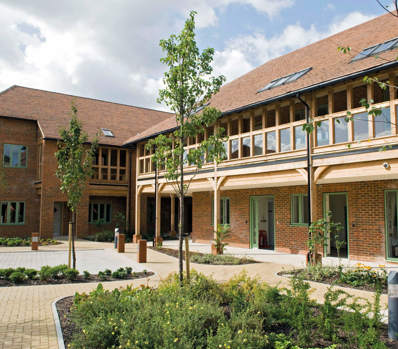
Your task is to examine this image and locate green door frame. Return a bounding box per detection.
[384,190,398,262]
[250,195,275,249]
[322,192,349,257]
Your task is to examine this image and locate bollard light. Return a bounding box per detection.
[388,271,398,340]
[114,227,119,249]
[31,233,39,251]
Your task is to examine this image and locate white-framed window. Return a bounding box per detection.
[211,197,230,225]
[0,202,25,225]
[291,194,309,225]
[3,144,28,168]
[89,203,112,224]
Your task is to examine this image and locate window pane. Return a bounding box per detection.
[375,107,391,138]
[106,204,111,223]
[225,199,230,225]
[280,128,291,152]
[374,81,390,104]
[230,120,239,135]
[139,144,145,157]
[294,103,305,121]
[20,146,27,167]
[139,159,144,174]
[101,149,108,166]
[10,202,16,224]
[279,106,290,125]
[145,158,150,172]
[120,150,126,167]
[294,126,306,150]
[110,168,117,180]
[89,204,92,222]
[11,147,20,167]
[317,120,329,146]
[302,196,309,224]
[317,95,329,116]
[1,203,8,224]
[230,139,239,159]
[242,137,251,157]
[253,115,262,130]
[266,110,276,128]
[254,134,263,156]
[220,122,228,136]
[353,112,369,140]
[353,85,367,108]
[291,196,299,224]
[222,141,228,160]
[18,203,24,223]
[242,117,251,133]
[93,204,98,221]
[99,204,105,221]
[266,131,276,153]
[101,168,108,180]
[110,149,117,166]
[334,117,348,143]
[3,145,11,167]
[333,90,347,113]
[119,169,126,181]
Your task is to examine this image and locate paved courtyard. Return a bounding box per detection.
[0,240,390,349]
[0,248,146,274]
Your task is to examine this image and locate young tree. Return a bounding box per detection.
[147,11,226,282]
[56,103,97,269]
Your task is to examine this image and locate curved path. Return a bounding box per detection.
[0,241,387,349]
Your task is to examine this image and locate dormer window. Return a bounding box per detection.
[257,67,312,93]
[101,128,114,137]
[351,37,398,62]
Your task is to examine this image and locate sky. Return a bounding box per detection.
[0,1,389,111]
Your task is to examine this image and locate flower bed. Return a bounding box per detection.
[0,265,152,287]
[150,247,256,265]
[57,272,395,348]
[0,237,60,247]
[279,263,387,293]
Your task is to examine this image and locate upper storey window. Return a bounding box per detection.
[257,67,312,93]
[3,144,27,168]
[351,37,398,62]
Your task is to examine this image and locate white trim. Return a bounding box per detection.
[51,297,66,349]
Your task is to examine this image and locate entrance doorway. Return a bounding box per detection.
[250,196,274,249]
[385,190,398,260]
[53,202,63,237]
[323,193,348,258]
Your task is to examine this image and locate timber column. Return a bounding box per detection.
[133,186,143,243]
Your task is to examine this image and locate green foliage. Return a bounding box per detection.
[213,224,231,254]
[307,212,342,265]
[114,211,126,232]
[83,270,91,279]
[190,253,254,265]
[55,103,98,213]
[24,269,38,279]
[8,271,26,284]
[65,268,79,281]
[84,230,114,242]
[67,272,387,349]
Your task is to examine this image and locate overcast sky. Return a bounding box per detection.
[0,1,387,111]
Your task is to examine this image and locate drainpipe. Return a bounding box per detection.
[296,94,312,226]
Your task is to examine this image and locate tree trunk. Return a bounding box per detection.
[72,211,76,270]
[178,155,184,284]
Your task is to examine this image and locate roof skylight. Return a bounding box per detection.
[101,128,114,137]
[257,67,312,93]
[351,37,398,62]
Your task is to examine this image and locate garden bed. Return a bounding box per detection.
[0,265,152,287]
[0,237,61,247]
[56,272,396,348]
[278,264,387,294]
[150,246,257,265]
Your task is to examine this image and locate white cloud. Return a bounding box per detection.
[213,11,375,82]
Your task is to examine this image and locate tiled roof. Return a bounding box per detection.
[125,13,398,144]
[0,86,172,146]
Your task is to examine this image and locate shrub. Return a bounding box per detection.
[98,271,107,281]
[125,267,132,275]
[24,269,38,280]
[191,253,254,265]
[213,224,231,254]
[49,264,69,279]
[65,268,79,281]
[104,269,112,276]
[83,271,91,280]
[1,268,16,279]
[39,266,52,281]
[9,271,25,284]
[85,230,114,242]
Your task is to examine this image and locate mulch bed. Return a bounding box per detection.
[0,271,153,287]
[150,246,257,265]
[278,269,387,294]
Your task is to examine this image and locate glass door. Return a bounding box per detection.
[386,191,398,260]
[250,196,275,249]
[250,197,259,248]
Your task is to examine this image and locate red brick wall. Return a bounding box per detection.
[192,180,398,262]
[0,117,40,237]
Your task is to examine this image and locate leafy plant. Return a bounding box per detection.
[65,268,79,281]
[213,224,231,255]
[9,271,25,284]
[83,270,91,279]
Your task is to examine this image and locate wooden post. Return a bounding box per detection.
[68,221,72,267]
[212,183,220,256]
[137,239,147,263]
[185,236,190,281]
[134,187,142,243]
[31,232,39,251]
[170,194,176,237]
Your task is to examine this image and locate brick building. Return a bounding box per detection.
[127,13,398,263]
[2,13,398,263]
[0,86,171,238]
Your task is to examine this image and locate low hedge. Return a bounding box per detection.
[0,237,59,247]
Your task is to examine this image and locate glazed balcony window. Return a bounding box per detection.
[92,147,128,182]
[334,117,348,143]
